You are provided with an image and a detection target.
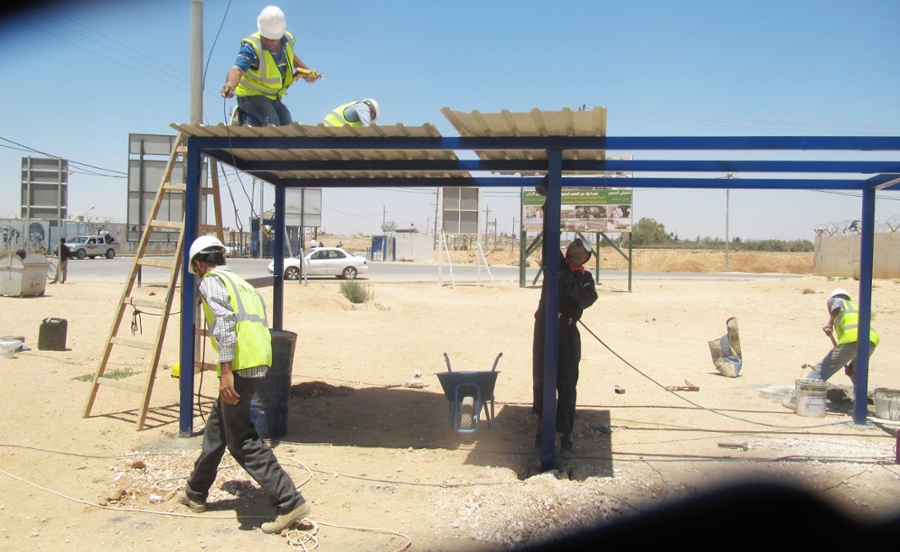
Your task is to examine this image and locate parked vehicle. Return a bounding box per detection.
[63,235,120,260]
[266,247,368,280]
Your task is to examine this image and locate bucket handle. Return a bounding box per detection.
[443,352,452,373]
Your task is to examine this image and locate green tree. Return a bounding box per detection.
[631,218,674,246]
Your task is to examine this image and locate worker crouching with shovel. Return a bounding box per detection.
[532,237,598,459]
[803,288,880,393]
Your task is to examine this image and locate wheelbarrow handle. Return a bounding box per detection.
[443,352,452,372]
[491,352,503,372]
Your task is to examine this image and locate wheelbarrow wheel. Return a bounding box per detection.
[459,396,476,430]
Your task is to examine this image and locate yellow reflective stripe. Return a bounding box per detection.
[323,102,362,127]
[237,33,295,98]
[213,271,269,326]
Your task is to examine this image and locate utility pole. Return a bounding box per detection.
[383,205,386,231]
[725,173,732,272]
[190,0,203,125]
[483,204,490,242]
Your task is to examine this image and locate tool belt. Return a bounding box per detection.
[558,313,575,325]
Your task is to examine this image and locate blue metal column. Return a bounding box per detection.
[853,187,876,424]
[540,149,563,471]
[179,142,202,437]
[273,184,286,330]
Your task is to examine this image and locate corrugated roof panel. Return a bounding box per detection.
[440,107,607,174]
[168,122,468,180]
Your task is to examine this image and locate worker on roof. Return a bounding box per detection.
[808,289,880,386]
[221,6,318,126]
[323,99,380,127]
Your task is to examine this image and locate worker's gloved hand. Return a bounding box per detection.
[558,270,575,297]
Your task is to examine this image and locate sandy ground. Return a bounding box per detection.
[1,253,898,551]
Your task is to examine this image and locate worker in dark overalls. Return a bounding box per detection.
[532,236,598,459]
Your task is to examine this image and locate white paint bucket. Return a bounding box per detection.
[873,388,900,421]
[795,378,827,418]
[0,339,22,359]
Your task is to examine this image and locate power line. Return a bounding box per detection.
[45,8,191,79]
[0,135,126,177]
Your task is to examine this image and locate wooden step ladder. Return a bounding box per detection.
[83,133,225,430]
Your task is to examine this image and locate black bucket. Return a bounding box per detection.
[251,329,297,439]
[38,318,67,351]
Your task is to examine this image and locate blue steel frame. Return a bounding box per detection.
[180,134,900,472]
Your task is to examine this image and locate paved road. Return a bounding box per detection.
[56,256,803,285]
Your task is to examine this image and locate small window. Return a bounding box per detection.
[330,250,345,259]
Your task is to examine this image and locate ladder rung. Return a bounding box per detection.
[175,146,187,154]
[194,361,217,373]
[125,296,168,310]
[200,188,217,195]
[149,220,184,230]
[195,328,211,338]
[110,337,156,351]
[162,182,186,191]
[97,377,143,393]
[137,258,175,270]
[198,224,220,233]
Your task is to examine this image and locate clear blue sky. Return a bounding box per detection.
[1,0,899,240]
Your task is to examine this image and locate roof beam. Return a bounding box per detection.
[189,135,900,152]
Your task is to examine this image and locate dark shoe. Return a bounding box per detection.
[261,500,312,534]
[176,489,206,513]
[560,438,574,459]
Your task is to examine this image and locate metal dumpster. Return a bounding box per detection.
[0,253,48,297]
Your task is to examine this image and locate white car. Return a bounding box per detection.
[267,247,368,280]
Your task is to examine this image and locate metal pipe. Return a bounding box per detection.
[540,148,563,472]
[179,142,202,437]
[853,187,876,425]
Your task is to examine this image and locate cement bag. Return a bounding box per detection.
[708,317,742,377]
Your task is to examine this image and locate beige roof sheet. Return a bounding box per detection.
[440,107,608,175]
[169,122,468,180]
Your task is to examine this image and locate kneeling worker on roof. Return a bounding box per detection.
[221,6,319,126]
[323,99,380,127]
[178,236,311,534]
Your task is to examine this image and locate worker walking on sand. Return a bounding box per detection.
[532,236,598,459]
[808,289,880,386]
[323,99,380,127]
[178,236,310,534]
[221,6,319,126]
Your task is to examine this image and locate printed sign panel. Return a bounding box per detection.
[523,188,632,233]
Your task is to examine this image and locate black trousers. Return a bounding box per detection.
[186,374,303,514]
[532,316,581,436]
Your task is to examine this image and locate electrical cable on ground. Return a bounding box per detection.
[577,319,854,430]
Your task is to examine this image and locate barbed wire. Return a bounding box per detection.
[814,215,900,236]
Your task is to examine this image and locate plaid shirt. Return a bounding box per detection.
[199,266,268,378]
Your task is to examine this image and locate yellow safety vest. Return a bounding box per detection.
[833,299,880,347]
[323,102,362,127]
[201,269,272,376]
[235,32,296,100]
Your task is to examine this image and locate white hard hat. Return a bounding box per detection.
[570,237,593,260]
[189,236,226,274]
[362,99,380,121]
[829,288,851,300]
[257,6,287,40]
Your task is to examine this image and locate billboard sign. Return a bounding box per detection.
[523,188,633,233]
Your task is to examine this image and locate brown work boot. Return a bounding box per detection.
[261,500,312,534]
[176,489,206,513]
